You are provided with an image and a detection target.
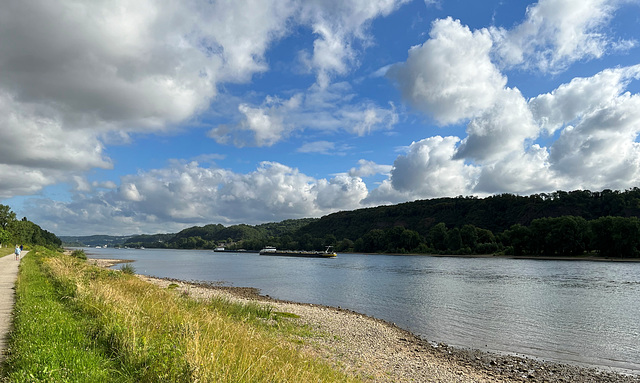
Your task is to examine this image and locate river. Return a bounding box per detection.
[84,247,640,374]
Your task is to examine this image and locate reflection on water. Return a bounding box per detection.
[85,248,640,373]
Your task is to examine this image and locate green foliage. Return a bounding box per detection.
[0,204,17,230]
[7,248,357,382]
[47,189,640,258]
[8,219,61,249]
[60,234,135,247]
[0,227,10,247]
[71,249,88,260]
[428,223,448,251]
[0,204,61,249]
[589,216,640,258]
[3,247,125,382]
[120,263,136,275]
[295,188,640,242]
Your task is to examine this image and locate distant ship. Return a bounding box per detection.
[214,247,258,253]
[259,246,337,258]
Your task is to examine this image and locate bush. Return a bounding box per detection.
[120,263,136,275]
[70,249,87,260]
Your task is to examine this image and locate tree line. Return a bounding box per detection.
[0,204,61,249]
[119,188,640,258]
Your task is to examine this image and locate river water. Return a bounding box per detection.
[85,247,640,373]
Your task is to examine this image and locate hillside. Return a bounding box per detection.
[60,189,640,257]
[60,235,133,247]
[295,189,640,240]
[122,218,318,249]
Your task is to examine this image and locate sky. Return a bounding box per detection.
[1,0,640,236]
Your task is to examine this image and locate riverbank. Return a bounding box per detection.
[426,253,640,262]
[372,252,640,262]
[6,249,360,382]
[91,258,640,382]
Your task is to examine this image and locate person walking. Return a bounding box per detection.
[14,245,21,261]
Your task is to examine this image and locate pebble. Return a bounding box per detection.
[139,274,640,383]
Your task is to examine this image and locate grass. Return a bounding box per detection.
[2,249,124,382]
[70,249,87,260]
[119,263,135,275]
[2,247,359,382]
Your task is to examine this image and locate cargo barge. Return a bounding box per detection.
[259,246,337,258]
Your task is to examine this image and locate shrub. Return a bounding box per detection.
[120,263,136,275]
[70,249,87,260]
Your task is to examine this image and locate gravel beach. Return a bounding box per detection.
[91,258,640,382]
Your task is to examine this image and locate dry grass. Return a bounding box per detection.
[42,251,359,382]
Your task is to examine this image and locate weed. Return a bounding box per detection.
[119,263,136,275]
[70,249,87,260]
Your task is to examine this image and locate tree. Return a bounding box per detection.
[0,204,16,231]
[590,216,640,258]
[428,223,448,251]
[502,224,530,256]
[446,227,462,252]
[399,229,422,252]
[336,238,354,252]
[460,225,478,250]
[0,228,9,248]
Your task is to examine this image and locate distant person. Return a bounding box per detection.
[20,244,23,251]
[15,244,21,260]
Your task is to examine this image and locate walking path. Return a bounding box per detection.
[0,250,24,362]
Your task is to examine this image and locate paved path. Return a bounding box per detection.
[0,250,25,362]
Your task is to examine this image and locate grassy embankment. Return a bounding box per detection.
[2,247,359,382]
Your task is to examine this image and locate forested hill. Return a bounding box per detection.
[0,204,61,249]
[61,189,640,257]
[125,218,318,249]
[296,189,640,240]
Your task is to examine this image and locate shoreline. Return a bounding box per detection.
[78,247,640,262]
[89,257,640,382]
[371,252,640,262]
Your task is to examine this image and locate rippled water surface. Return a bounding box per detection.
[86,248,640,373]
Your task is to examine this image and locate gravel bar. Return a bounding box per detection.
[137,274,640,383]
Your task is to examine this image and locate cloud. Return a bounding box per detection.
[314,174,369,209]
[549,88,640,190]
[209,83,398,146]
[474,145,558,194]
[348,159,392,177]
[0,0,297,197]
[454,87,538,163]
[378,6,640,202]
[529,65,640,134]
[0,0,408,199]
[24,160,373,235]
[382,62,640,199]
[298,0,410,87]
[297,141,336,154]
[0,91,112,197]
[390,136,479,197]
[491,0,633,72]
[387,17,507,125]
[527,65,640,190]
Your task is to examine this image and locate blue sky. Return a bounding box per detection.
[1,0,639,236]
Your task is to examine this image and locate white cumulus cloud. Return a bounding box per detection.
[388,17,507,125]
[24,160,373,235]
[491,0,633,72]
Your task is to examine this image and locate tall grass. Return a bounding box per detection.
[3,247,358,382]
[2,249,124,382]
